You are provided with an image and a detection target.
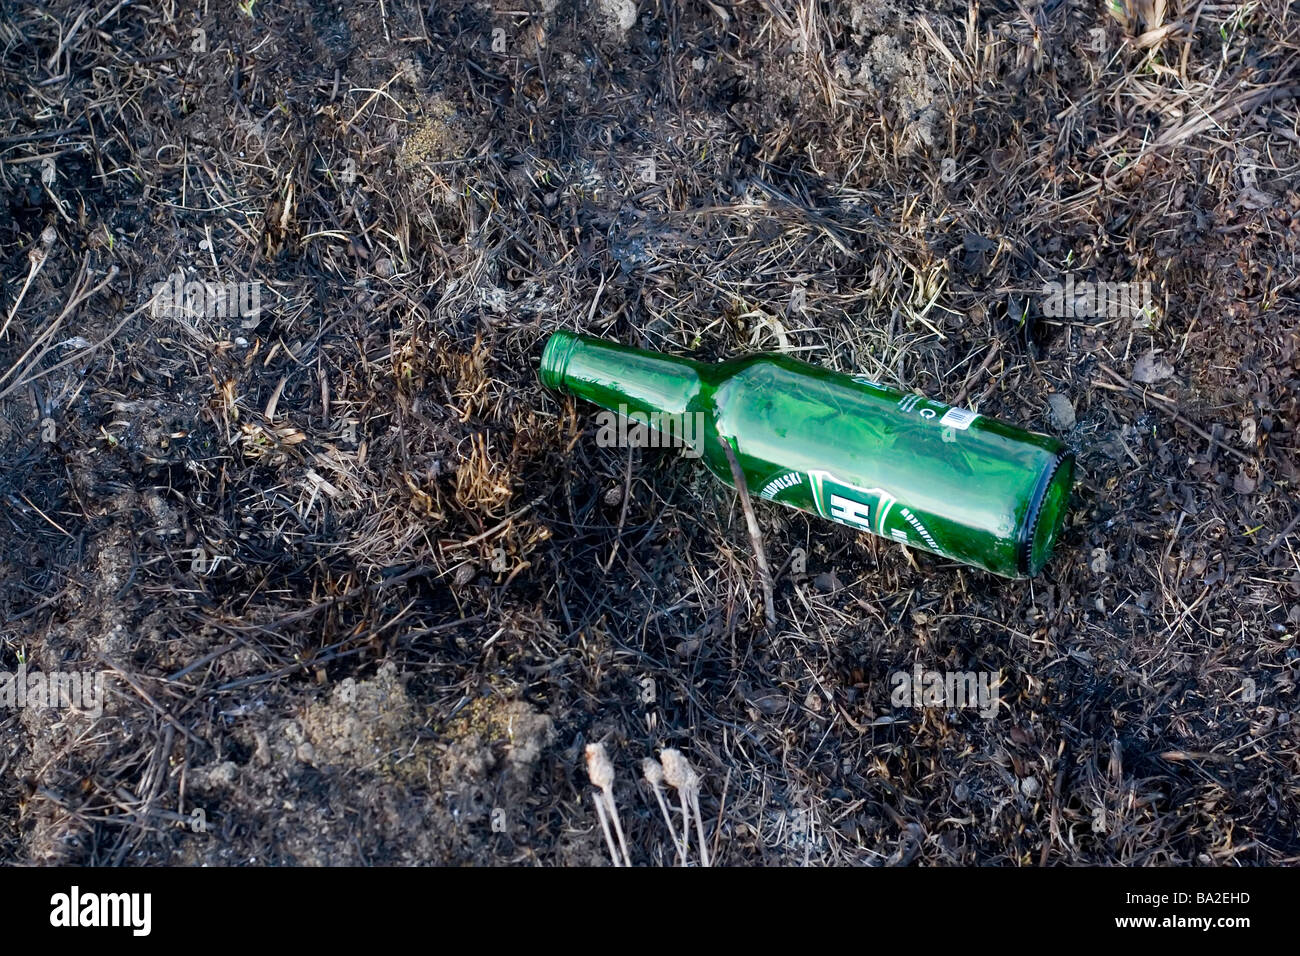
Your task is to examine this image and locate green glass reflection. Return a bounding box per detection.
[540,331,1074,578]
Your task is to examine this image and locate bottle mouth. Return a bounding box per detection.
[539,330,580,392]
[1018,450,1074,576]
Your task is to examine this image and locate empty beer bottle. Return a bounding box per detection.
[539,331,1073,578]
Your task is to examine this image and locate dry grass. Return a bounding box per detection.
[1,0,1297,865]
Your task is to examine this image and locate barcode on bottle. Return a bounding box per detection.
[939,407,979,430]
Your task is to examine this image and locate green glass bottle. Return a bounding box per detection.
[539,331,1073,578]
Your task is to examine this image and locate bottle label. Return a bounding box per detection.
[758,469,804,501]
[807,470,896,537]
[939,407,979,430]
[804,470,942,553]
[852,375,980,432]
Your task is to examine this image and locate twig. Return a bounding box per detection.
[643,756,685,864]
[718,435,777,631]
[1263,509,1300,557]
[98,658,208,748]
[951,339,1000,407]
[604,447,634,571]
[0,263,130,402]
[446,496,543,550]
[1096,364,1255,465]
[0,227,56,341]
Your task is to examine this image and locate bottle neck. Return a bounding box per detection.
[539,331,705,417]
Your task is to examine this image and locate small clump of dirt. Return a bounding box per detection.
[396,95,467,170]
[176,676,556,865]
[836,32,943,153]
[297,662,427,776]
[596,0,639,41]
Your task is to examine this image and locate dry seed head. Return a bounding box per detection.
[641,756,665,786]
[659,748,697,792]
[584,742,615,791]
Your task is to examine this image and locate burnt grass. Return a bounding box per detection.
[1,0,1298,865]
